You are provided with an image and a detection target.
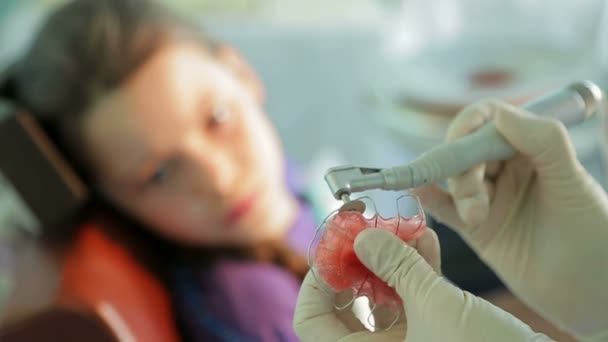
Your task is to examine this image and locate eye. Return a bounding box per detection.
[146,163,171,186]
[208,103,231,128]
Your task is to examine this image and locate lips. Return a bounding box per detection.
[224,192,258,225]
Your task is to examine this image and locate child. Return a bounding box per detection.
[2,1,442,340]
[2,0,316,340]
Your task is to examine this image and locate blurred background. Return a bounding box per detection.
[2,0,608,340]
[2,0,607,201]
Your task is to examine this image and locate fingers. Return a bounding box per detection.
[446,101,494,141]
[485,161,503,179]
[445,100,501,226]
[493,104,581,179]
[411,184,465,229]
[413,182,497,237]
[421,98,578,228]
[335,293,368,332]
[415,227,441,275]
[353,229,469,333]
[352,229,542,341]
[339,323,406,342]
[293,272,353,341]
[353,229,439,303]
[352,229,549,341]
[447,167,491,226]
[466,155,534,250]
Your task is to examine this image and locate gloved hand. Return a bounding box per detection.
[294,229,549,342]
[414,99,608,340]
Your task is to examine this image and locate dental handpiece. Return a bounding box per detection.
[326,81,604,202]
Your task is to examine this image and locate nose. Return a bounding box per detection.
[184,136,237,198]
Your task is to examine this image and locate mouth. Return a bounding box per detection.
[224,192,259,225]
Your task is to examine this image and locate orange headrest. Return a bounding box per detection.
[58,222,179,342]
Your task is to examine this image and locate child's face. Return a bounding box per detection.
[81,43,296,247]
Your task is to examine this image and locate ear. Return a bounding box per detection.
[215,45,265,104]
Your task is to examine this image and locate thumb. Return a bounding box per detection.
[353,229,463,334]
[353,230,549,342]
[353,229,440,304]
[338,323,407,342]
[412,184,466,229]
[494,103,581,178]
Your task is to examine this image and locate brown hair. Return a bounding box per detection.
[2,0,308,280]
[9,0,212,177]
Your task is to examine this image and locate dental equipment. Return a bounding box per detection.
[326,81,604,211]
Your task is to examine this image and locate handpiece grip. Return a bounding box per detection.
[381,81,604,190]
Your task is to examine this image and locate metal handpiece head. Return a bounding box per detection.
[324,165,382,212]
[324,166,381,199]
[571,80,605,119]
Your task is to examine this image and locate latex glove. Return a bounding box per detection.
[294,229,549,342]
[414,99,608,340]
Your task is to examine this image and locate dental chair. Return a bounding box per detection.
[58,219,181,342]
[0,103,181,341]
[0,219,181,342]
